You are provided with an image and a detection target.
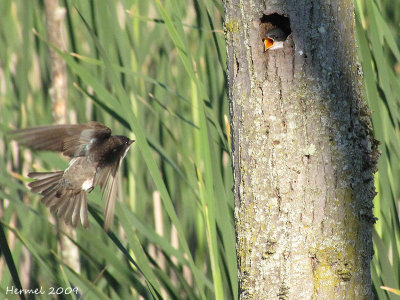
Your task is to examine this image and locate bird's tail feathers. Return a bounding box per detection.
[28,171,63,193]
[28,172,89,228]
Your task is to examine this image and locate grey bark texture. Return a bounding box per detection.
[224,0,379,299]
[44,0,68,124]
[44,0,80,274]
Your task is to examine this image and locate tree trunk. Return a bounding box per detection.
[44,0,80,275]
[224,0,379,299]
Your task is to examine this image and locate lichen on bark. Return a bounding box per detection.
[224,0,379,299]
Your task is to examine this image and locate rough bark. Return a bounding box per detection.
[44,0,68,123]
[44,0,80,274]
[224,0,379,299]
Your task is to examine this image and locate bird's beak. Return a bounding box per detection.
[264,38,274,52]
[129,139,135,145]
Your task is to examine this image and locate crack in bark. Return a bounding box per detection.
[226,0,377,298]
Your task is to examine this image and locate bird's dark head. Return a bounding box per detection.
[102,135,134,162]
[112,135,134,152]
[264,28,287,51]
[114,135,134,146]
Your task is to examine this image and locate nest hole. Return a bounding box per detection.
[260,13,291,42]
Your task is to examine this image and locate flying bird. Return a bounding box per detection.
[11,122,134,230]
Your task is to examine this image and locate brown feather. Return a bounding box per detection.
[10,122,111,157]
[11,122,133,229]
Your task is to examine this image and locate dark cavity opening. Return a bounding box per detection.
[260,13,291,41]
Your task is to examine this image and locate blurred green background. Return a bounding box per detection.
[356,0,400,299]
[0,0,399,299]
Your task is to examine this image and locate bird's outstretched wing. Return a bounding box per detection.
[93,136,133,230]
[94,159,121,231]
[10,121,111,157]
